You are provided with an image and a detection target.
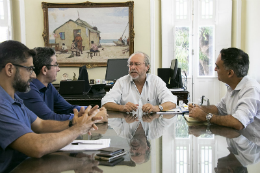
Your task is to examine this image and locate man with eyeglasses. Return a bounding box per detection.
[102,51,177,113]
[0,40,103,166]
[17,47,107,122]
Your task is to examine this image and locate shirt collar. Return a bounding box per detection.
[226,76,248,92]
[0,85,23,105]
[130,74,150,84]
[233,76,248,91]
[32,78,49,91]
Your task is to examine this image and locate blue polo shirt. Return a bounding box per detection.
[0,86,37,172]
[17,79,84,121]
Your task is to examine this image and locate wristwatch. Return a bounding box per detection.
[206,113,213,124]
[69,119,73,127]
[158,105,163,111]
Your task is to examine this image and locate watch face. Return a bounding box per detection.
[206,113,212,121]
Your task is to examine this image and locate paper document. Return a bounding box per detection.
[60,139,111,151]
[156,106,189,114]
[169,88,184,91]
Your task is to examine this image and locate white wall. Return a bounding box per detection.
[12,0,151,84]
[243,0,260,83]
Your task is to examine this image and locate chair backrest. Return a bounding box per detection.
[78,66,91,93]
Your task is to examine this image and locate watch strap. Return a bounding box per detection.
[69,119,73,127]
[159,105,163,111]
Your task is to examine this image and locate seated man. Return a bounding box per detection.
[102,51,177,113]
[0,40,103,164]
[90,41,99,52]
[17,47,107,122]
[189,48,260,130]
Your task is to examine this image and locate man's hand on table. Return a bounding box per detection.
[95,107,108,123]
[188,103,201,112]
[189,106,207,122]
[142,103,159,113]
[122,102,139,112]
[72,106,103,135]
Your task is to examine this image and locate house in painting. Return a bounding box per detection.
[52,18,100,51]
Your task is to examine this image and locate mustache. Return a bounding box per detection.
[130,70,137,73]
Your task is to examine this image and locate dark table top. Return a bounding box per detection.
[4,111,260,173]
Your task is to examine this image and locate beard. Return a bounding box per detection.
[129,70,140,80]
[12,69,32,93]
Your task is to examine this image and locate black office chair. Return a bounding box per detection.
[78,66,91,93]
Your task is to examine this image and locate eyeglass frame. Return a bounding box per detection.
[127,62,146,67]
[45,63,59,67]
[8,64,35,75]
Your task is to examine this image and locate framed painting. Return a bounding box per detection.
[42,1,134,68]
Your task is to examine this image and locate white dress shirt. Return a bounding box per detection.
[216,76,260,128]
[101,74,177,109]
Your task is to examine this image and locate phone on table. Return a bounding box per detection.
[95,147,126,163]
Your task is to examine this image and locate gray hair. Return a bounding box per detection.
[128,51,150,73]
[220,48,249,78]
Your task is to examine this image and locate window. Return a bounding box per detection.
[174,26,191,76]
[0,0,12,42]
[176,0,188,20]
[200,0,214,19]
[0,0,4,20]
[59,32,65,40]
[198,26,215,76]
[173,0,216,77]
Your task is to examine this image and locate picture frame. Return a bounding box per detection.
[42,1,134,68]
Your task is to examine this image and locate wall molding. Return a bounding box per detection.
[150,0,155,74]
[236,0,241,48]
[19,0,26,44]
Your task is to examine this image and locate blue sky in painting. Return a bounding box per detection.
[48,7,129,39]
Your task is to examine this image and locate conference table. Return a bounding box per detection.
[4,111,260,173]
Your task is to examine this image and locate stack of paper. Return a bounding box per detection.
[60,139,111,151]
[156,106,189,114]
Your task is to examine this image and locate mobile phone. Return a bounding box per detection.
[95,151,127,162]
[97,147,124,157]
[98,157,124,166]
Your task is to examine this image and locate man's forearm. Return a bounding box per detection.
[10,125,83,158]
[161,101,176,111]
[34,119,71,133]
[103,102,123,112]
[200,105,218,114]
[210,114,244,130]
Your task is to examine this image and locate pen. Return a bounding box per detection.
[71,142,103,145]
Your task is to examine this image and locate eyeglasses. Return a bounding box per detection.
[45,63,59,67]
[127,62,145,67]
[12,64,35,74]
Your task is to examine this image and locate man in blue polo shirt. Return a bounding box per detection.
[0,40,103,172]
[17,47,107,122]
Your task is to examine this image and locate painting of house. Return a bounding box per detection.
[46,7,131,65]
[52,18,100,51]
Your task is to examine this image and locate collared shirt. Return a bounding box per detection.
[0,86,37,172]
[216,76,260,128]
[17,79,82,121]
[101,74,177,109]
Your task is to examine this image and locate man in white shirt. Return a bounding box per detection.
[102,51,177,113]
[189,48,260,130]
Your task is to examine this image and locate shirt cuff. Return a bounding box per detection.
[75,106,88,111]
[69,113,74,120]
